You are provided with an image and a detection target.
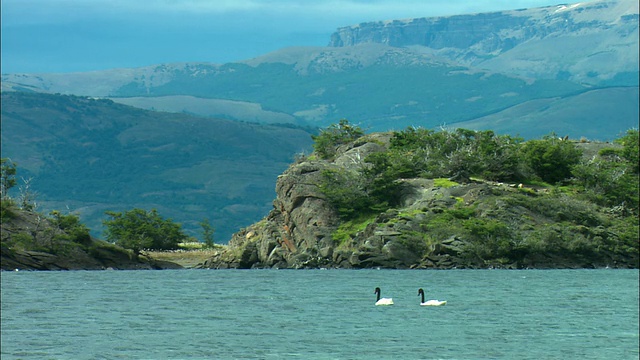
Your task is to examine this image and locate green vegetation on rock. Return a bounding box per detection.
[312,119,365,159]
[205,123,638,269]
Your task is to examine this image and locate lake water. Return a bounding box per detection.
[1,269,638,360]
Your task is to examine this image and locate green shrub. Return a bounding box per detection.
[460,218,514,260]
[1,198,17,223]
[388,127,523,181]
[615,128,639,174]
[398,231,429,257]
[6,232,34,251]
[446,204,476,219]
[1,158,17,199]
[421,212,460,241]
[311,119,364,159]
[318,168,373,220]
[49,211,92,246]
[518,134,582,184]
[568,130,639,213]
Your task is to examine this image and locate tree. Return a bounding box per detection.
[49,210,92,246]
[200,218,215,248]
[616,128,639,174]
[103,208,187,255]
[1,158,17,199]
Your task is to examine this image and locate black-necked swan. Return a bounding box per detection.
[374,287,394,306]
[418,288,446,306]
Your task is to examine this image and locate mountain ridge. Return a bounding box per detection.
[328,0,639,85]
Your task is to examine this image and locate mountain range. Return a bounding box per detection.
[1,0,638,242]
[2,0,638,138]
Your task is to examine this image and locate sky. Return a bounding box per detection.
[1,0,565,74]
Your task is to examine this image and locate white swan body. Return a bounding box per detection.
[418,288,446,306]
[376,298,395,306]
[421,299,447,306]
[374,287,394,306]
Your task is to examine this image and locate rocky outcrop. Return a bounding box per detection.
[202,160,340,269]
[201,165,493,269]
[202,133,395,269]
[201,133,638,270]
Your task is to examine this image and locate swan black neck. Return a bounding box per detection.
[418,288,425,303]
[375,287,381,301]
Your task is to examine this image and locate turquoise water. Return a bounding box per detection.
[1,269,638,359]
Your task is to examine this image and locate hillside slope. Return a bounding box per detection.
[1,92,314,241]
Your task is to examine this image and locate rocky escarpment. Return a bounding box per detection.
[330,11,529,50]
[328,0,639,84]
[201,133,638,270]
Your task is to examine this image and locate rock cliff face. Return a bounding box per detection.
[329,0,639,84]
[330,11,526,50]
[203,134,393,269]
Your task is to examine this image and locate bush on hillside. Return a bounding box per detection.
[518,134,582,184]
[311,119,364,159]
[103,208,188,255]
